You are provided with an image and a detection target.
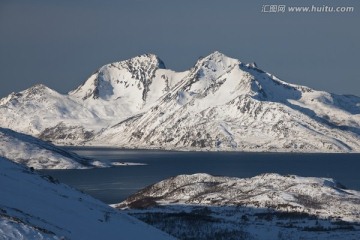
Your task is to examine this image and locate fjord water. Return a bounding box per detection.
[41,147,360,204]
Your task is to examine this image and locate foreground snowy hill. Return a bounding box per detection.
[1,52,359,152]
[0,156,174,240]
[0,127,105,169]
[116,173,360,239]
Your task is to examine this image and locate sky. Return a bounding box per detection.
[0,0,359,98]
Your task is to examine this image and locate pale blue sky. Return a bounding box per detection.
[0,0,359,97]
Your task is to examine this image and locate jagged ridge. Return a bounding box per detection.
[0,51,359,152]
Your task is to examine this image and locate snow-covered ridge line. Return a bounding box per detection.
[1,51,359,152]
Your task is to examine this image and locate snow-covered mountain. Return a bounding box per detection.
[1,52,359,152]
[116,173,360,239]
[0,156,174,240]
[0,53,187,145]
[0,127,109,169]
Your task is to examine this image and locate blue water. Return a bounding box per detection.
[41,147,360,204]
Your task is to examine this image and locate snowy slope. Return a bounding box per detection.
[0,84,104,145]
[116,173,360,239]
[0,52,359,152]
[0,84,101,136]
[0,156,174,240]
[0,127,107,169]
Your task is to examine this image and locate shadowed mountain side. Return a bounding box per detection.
[123,205,360,240]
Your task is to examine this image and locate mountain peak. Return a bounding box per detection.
[70,53,167,101]
[22,84,56,97]
[124,53,166,69]
[28,83,48,91]
[194,51,240,70]
[206,50,226,57]
[201,51,237,62]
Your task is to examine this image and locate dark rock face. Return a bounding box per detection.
[39,122,94,142]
